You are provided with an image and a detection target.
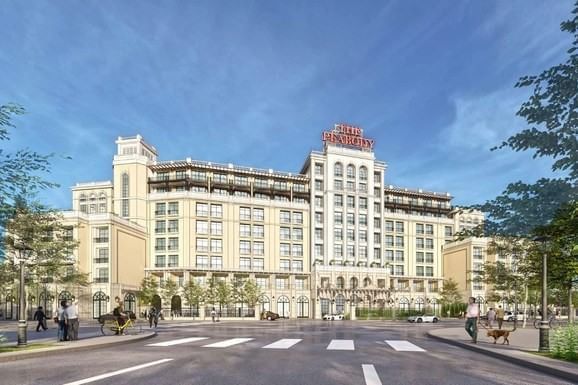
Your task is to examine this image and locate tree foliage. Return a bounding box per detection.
[137,276,158,306]
[243,280,261,308]
[216,280,232,307]
[181,279,204,307]
[438,278,463,305]
[161,277,179,304]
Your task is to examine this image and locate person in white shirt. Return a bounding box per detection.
[465,297,480,343]
[64,300,79,340]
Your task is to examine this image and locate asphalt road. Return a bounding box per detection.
[1,320,573,385]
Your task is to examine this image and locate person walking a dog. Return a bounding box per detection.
[464,297,480,343]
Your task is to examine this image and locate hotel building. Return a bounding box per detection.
[2,124,484,320]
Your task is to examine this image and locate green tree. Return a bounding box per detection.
[204,277,219,308]
[161,277,179,306]
[439,278,463,316]
[181,279,204,316]
[216,280,232,311]
[137,276,158,306]
[243,280,261,309]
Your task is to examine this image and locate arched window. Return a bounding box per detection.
[320,298,330,316]
[336,276,345,289]
[334,162,343,177]
[359,166,368,181]
[430,298,439,315]
[297,296,309,318]
[399,297,410,312]
[171,295,182,317]
[415,297,425,312]
[258,295,270,312]
[124,293,136,314]
[277,295,290,318]
[121,173,129,217]
[350,277,358,289]
[92,291,108,319]
[346,164,355,179]
[363,277,372,287]
[98,193,107,213]
[59,291,73,303]
[335,294,345,314]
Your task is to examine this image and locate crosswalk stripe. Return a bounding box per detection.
[146,337,209,347]
[362,364,382,385]
[202,338,254,348]
[327,339,355,350]
[262,339,302,349]
[385,340,426,352]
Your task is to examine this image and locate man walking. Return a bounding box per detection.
[496,305,505,329]
[65,300,80,340]
[464,297,480,343]
[33,306,48,332]
[487,308,496,329]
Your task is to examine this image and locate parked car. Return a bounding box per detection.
[407,315,439,323]
[260,311,280,321]
[323,313,344,321]
[505,311,525,322]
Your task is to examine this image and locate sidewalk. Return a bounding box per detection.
[0,330,156,363]
[428,327,578,383]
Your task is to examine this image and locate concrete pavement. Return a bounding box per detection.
[428,326,578,383]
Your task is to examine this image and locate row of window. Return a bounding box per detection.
[152,186,308,203]
[155,255,179,268]
[280,210,303,224]
[190,275,308,290]
[331,179,368,193]
[155,202,179,216]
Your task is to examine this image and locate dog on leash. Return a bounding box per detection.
[486,323,516,345]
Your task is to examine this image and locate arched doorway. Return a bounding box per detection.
[363,277,372,287]
[124,293,136,314]
[92,291,108,319]
[277,295,290,318]
[350,277,358,289]
[336,276,345,289]
[297,296,309,318]
[415,297,425,313]
[335,294,345,314]
[171,295,182,317]
[320,298,330,316]
[258,295,270,312]
[399,297,410,313]
[430,298,439,315]
[39,290,55,317]
[59,290,74,305]
[152,294,161,311]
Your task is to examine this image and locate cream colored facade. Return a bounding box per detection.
[2,126,490,321]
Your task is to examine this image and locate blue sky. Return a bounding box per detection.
[0,0,573,210]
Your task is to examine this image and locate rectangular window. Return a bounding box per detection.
[240,257,251,270]
[359,246,367,259]
[334,228,342,241]
[416,238,424,249]
[444,226,453,237]
[347,213,355,225]
[293,228,303,241]
[315,180,323,191]
[314,163,324,176]
[276,278,287,290]
[155,238,166,252]
[416,252,424,263]
[292,260,303,272]
[211,204,222,218]
[211,222,222,236]
[280,210,291,223]
[280,259,291,271]
[334,244,343,258]
[334,194,343,207]
[168,220,178,233]
[395,236,404,247]
[256,277,267,289]
[334,211,342,225]
[334,180,343,190]
[168,237,179,251]
[210,239,222,253]
[196,203,208,217]
[292,244,303,257]
[213,173,227,183]
[196,255,209,268]
[374,233,381,244]
[253,241,264,256]
[240,207,251,220]
[155,203,166,216]
[253,208,264,221]
[374,248,381,260]
[280,227,291,240]
[347,196,355,208]
[347,229,355,241]
[196,238,208,252]
[314,245,323,257]
[416,266,424,276]
[155,221,166,234]
[473,247,484,259]
[240,240,251,254]
[395,221,404,233]
[426,267,434,277]
[210,256,222,269]
[253,258,264,271]
[121,200,129,218]
[359,197,367,210]
[374,202,381,213]
[359,230,367,242]
[315,228,323,241]
[293,212,303,224]
[196,220,208,234]
[385,235,394,247]
[385,221,394,232]
[394,265,404,276]
[280,243,291,256]
[295,278,305,290]
[253,224,264,238]
[240,224,251,237]
[347,245,355,258]
[346,181,355,191]
[425,224,434,235]
[416,224,424,234]
[359,214,367,226]
[425,238,434,249]
[385,250,394,261]
[425,252,434,263]
[168,202,178,216]
[359,183,367,192]
[374,218,381,229]
[395,250,404,262]
[315,196,323,208]
[168,255,178,267]
[374,172,381,183]
[315,212,323,225]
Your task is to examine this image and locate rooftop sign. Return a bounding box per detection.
[322,123,374,151]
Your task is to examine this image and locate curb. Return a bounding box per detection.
[0,331,157,363]
[427,331,578,384]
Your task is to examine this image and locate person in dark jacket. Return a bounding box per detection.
[33,306,48,332]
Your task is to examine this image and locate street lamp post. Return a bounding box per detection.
[16,244,31,347]
[534,236,549,352]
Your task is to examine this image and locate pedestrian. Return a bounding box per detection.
[148,306,158,328]
[65,300,80,340]
[56,300,68,341]
[33,306,48,332]
[464,297,479,344]
[487,308,496,329]
[211,307,216,322]
[496,305,505,329]
[113,297,127,335]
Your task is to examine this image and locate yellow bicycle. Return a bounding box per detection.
[100,312,143,336]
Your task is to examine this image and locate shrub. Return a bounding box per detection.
[550,324,578,361]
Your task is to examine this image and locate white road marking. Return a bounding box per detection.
[202,337,254,348]
[362,364,383,385]
[385,340,426,352]
[61,358,173,385]
[327,339,355,350]
[262,338,302,349]
[146,337,208,347]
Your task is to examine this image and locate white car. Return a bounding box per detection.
[505,311,525,322]
[323,313,344,321]
[407,315,439,323]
